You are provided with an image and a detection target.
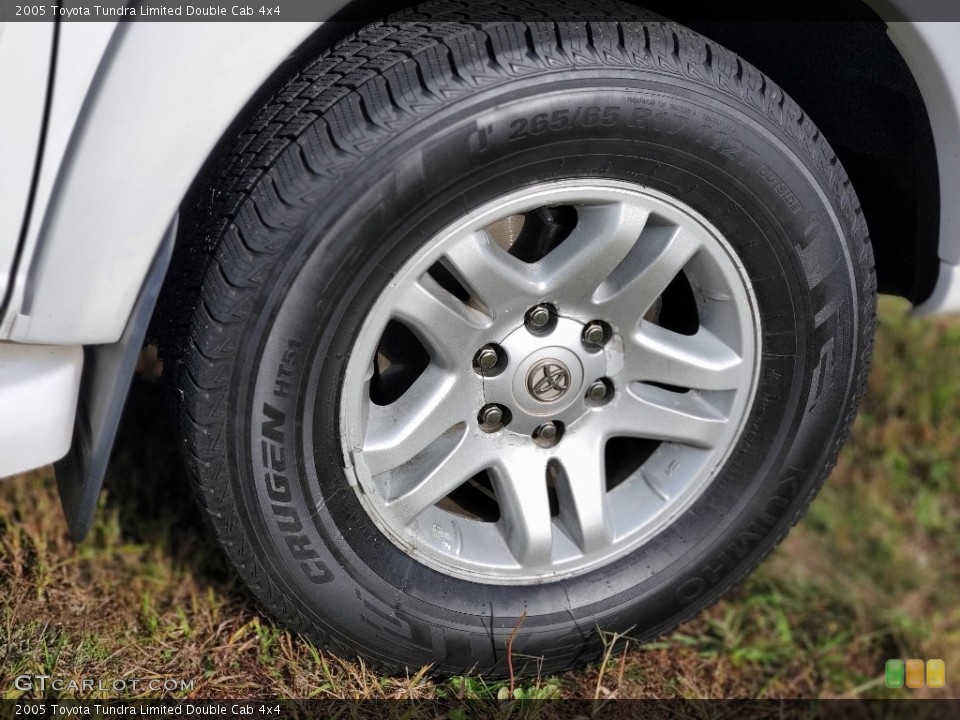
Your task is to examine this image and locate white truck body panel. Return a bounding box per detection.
[0,24,53,302]
[0,343,82,478]
[2,22,119,333]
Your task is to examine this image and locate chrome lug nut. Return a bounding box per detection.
[537,423,557,441]
[479,404,505,431]
[475,345,500,373]
[582,321,607,347]
[587,379,612,405]
[533,421,561,447]
[525,304,553,331]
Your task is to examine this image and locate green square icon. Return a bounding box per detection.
[886,659,905,688]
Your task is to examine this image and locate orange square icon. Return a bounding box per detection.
[926,659,946,689]
[906,658,925,688]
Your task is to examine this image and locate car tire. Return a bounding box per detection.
[160,0,876,677]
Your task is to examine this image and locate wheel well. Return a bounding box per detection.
[676,16,940,303]
[169,0,940,310]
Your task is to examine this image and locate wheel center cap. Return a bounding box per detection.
[527,360,571,402]
[482,317,608,433]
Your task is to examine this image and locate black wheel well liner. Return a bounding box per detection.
[678,16,939,303]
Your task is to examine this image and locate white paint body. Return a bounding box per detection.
[0,344,82,478]
[0,8,958,479]
[0,24,53,302]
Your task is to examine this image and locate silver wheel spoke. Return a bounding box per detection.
[393,274,490,368]
[593,226,701,332]
[380,430,493,526]
[625,324,744,391]
[538,202,649,299]
[363,367,477,476]
[493,448,554,567]
[442,231,541,312]
[608,385,728,449]
[553,437,612,553]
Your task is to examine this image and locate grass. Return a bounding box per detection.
[0,296,957,700]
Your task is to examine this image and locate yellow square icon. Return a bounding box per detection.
[906,658,925,688]
[926,659,946,689]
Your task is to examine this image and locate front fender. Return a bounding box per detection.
[2,20,333,345]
